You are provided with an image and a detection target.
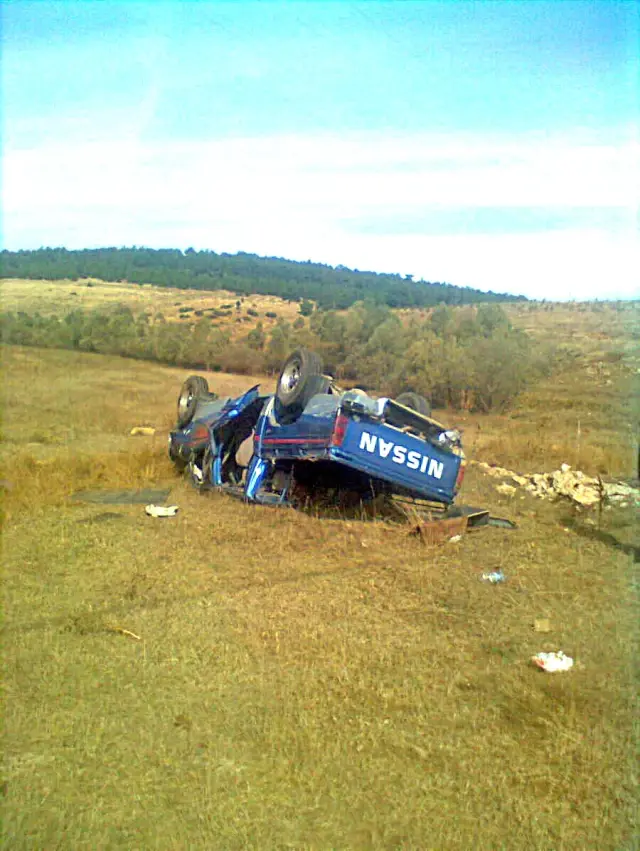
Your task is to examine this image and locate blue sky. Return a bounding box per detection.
[2,0,638,299]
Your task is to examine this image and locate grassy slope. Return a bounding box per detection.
[1,309,638,849]
[3,277,639,478]
[1,277,302,332]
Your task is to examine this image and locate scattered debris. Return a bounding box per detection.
[145,504,179,518]
[533,618,552,633]
[409,507,516,544]
[448,534,463,543]
[411,515,468,546]
[531,651,574,672]
[481,571,506,583]
[475,461,640,508]
[486,516,518,529]
[130,426,156,436]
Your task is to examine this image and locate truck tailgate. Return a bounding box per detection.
[330,415,462,504]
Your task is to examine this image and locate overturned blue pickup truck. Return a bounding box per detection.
[169,348,467,509]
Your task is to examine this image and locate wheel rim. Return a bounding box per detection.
[178,390,193,418]
[280,360,301,396]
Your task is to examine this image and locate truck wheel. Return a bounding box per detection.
[177,375,210,427]
[276,349,324,410]
[396,391,431,417]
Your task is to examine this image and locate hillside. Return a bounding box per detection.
[0,247,526,309]
[3,278,638,434]
[0,276,546,414]
[0,277,302,325]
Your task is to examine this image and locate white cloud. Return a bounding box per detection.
[2,131,638,299]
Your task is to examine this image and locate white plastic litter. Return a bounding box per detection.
[531,651,574,672]
[145,504,179,518]
[481,571,506,583]
[448,534,462,543]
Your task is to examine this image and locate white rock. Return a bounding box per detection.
[571,488,601,507]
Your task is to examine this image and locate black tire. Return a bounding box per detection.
[275,349,324,410]
[396,391,431,417]
[177,375,210,427]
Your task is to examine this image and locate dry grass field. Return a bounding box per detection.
[457,306,639,479]
[1,297,638,849]
[1,277,302,335]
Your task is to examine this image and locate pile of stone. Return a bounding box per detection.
[475,461,639,508]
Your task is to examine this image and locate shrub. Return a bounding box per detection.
[217,343,264,375]
[247,322,266,350]
[0,300,553,413]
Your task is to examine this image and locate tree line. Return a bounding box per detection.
[1,301,552,412]
[1,247,526,310]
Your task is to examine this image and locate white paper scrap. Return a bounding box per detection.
[145,504,179,518]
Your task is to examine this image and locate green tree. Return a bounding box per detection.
[476,304,510,337]
[429,304,456,338]
[265,321,292,373]
[471,332,530,411]
[246,321,266,350]
[347,316,405,393]
[395,333,446,403]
